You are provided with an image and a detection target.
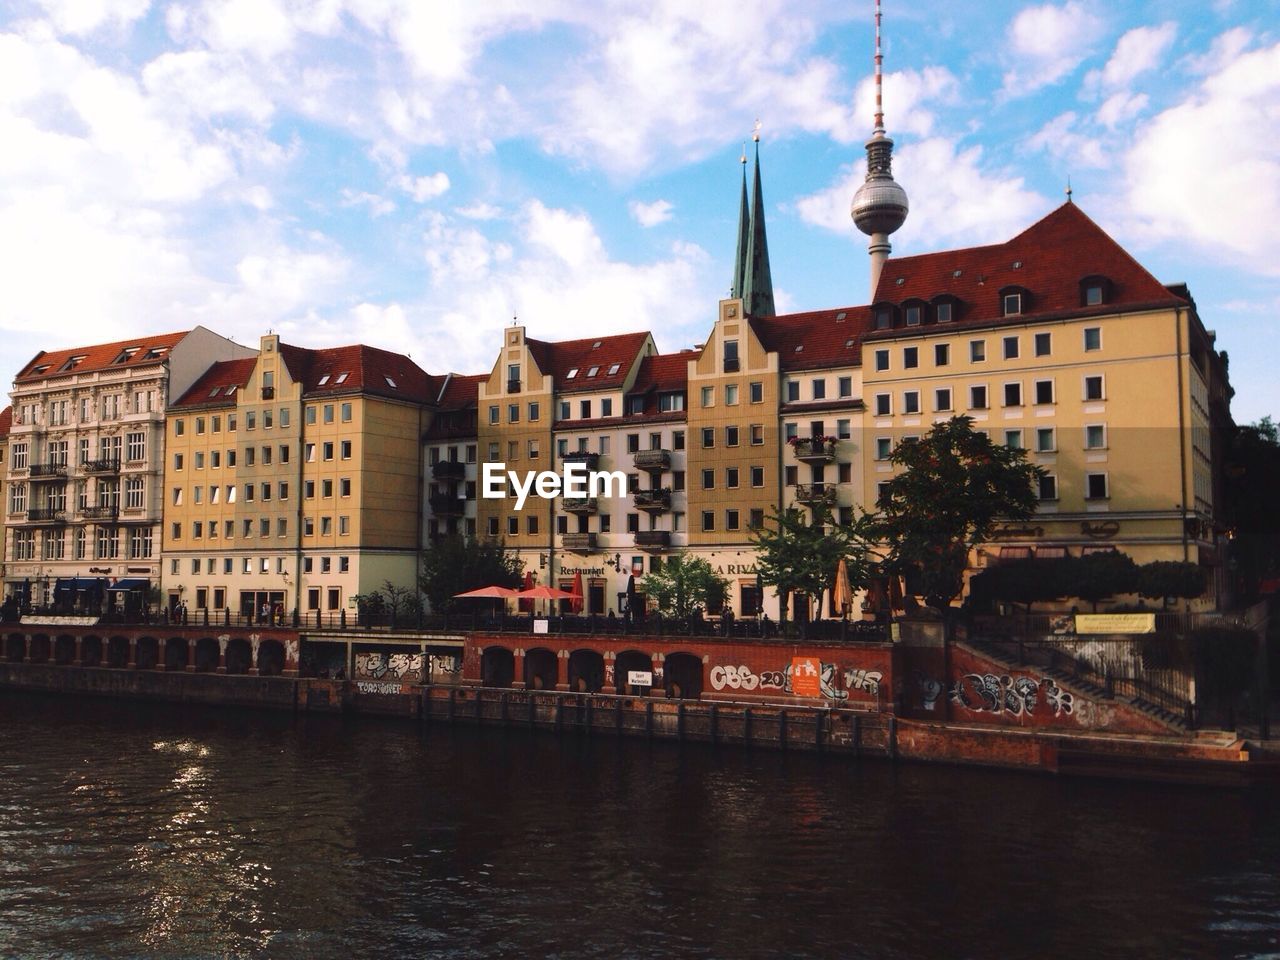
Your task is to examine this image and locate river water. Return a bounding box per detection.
[1,692,1278,959]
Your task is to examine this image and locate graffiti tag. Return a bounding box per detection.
[843,668,884,697]
[356,681,403,695]
[949,674,1074,718]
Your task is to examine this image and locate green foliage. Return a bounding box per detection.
[1224,417,1280,599]
[969,558,1073,611]
[354,580,421,621]
[1072,551,1139,610]
[1136,561,1206,610]
[874,416,1045,610]
[640,553,729,620]
[418,536,523,613]
[751,505,876,619]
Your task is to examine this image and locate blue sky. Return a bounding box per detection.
[1,0,1276,423]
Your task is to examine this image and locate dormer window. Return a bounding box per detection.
[1003,292,1022,316]
[1080,275,1111,307]
[113,347,139,365]
[318,375,330,386]
[144,347,167,359]
[209,387,222,397]
[61,355,86,372]
[934,298,954,323]
[904,304,922,326]
[607,363,620,375]
[335,372,349,384]
[586,366,599,377]
[385,376,397,388]
[566,367,579,379]
[873,306,893,330]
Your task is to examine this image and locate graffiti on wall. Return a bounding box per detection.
[843,668,884,697]
[356,652,423,682]
[916,673,944,711]
[949,673,1075,718]
[707,661,884,701]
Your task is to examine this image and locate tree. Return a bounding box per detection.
[1137,560,1206,610]
[418,536,523,614]
[354,580,422,624]
[873,416,1046,611]
[640,553,728,621]
[969,557,1072,613]
[1224,416,1280,600]
[751,505,876,624]
[1071,551,1139,612]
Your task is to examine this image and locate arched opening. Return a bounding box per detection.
[108,637,130,668]
[29,634,51,663]
[567,649,605,693]
[194,638,220,672]
[6,633,27,662]
[54,635,77,665]
[614,650,653,694]
[81,636,103,667]
[257,639,285,677]
[524,647,558,690]
[225,639,252,675]
[480,647,514,688]
[164,637,188,671]
[664,653,703,700]
[136,637,159,670]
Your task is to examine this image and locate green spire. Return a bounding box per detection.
[743,139,775,317]
[732,153,749,299]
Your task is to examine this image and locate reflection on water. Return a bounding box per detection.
[1,691,1278,959]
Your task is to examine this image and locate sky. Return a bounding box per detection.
[0,0,1277,424]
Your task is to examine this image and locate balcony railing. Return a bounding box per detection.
[633,488,672,513]
[261,386,275,399]
[428,494,464,516]
[25,508,67,523]
[432,460,466,481]
[723,357,740,373]
[562,532,597,553]
[562,497,598,514]
[795,483,837,507]
[82,505,119,521]
[507,379,521,394]
[29,463,67,479]
[560,451,599,470]
[791,437,837,462]
[83,458,121,474]
[633,449,671,471]
[635,530,672,551]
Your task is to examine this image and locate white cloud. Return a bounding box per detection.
[1122,36,1280,275]
[32,0,151,35]
[1000,1,1104,98]
[1092,22,1177,91]
[456,202,502,221]
[852,66,959,138]
[1025,111,1109,167]
[396,171,450,202]
[340,188,395,216]
[1096,91,1148,128]
[629,199,673,227]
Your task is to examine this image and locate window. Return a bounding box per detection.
[786,381,800,402]
[726,509,740,531]
[323,442,334,461]
[246,410,256,430]
[601,399,612,417]
[905,305,921,326]
[1034,332,1051,357]
[875,393,891,416]
[528,439,539,459]
[245,447,255,467]
[903,391,920,414]
[749,382,763,403]
[579,400,590,419]
[127,432,145,461]
[934,343,950,367]
[701,386,714,408]
[1084,327,1102,351]
[726,468,739,489]
[339,478,351,497]
[174,419,185,437]
[874,349,889,372]
[488,405,499,425]
[970,340,986,362]
[1003,293,1022,316]
[1084,375,1105,401]
[750,424,764,445]
[726,383,739,405]
[1003,336,1019,360]
[702,469,715,490]
[673,430,685,450]
[969,385,988,410]
[874,307,891,329]
[838,376,852,398]
[322,479,333,498]
[1004,383,1022,407]
[702,427,715,449]
[934,388,952,412]
[1034,379,1055,405]
[936,302,953,323]
[173,453,184,471]
[751,466,764,487]
[1085,424,1106,449]
[725,426,739,447]
[1085,284,1104,306]
[903,347,918,369]
[701,511,715,532]
[1086,473,1109,500]
[875,437,892,460]
[1037,427,1056,452]
[1038,475,1058,501]
[527,515,539,535]
[1004,429,1023,449]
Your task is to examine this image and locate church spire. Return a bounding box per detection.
[742,127,776,317]
[731,145,749,299]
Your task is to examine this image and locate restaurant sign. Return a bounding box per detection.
[1074,613,1156,635]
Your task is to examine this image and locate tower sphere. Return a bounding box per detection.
[851,171,909,237]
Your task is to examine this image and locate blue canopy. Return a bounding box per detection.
[107,578,150,592]
[56,578,107,593]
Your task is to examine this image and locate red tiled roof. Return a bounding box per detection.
[526,331,651,394]
[865,202,1184,339]
[171,358,257,409]
[750,307,871,371]
[629,352,690,394]
[435,373,486,410]
[0,406,11,438]
[14,330,189,383]
[553,411,687,432]
[277,342,433,402]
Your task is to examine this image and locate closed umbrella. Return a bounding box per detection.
[832,557,853,619]
[569,572,584,614]
[625,574,637,622]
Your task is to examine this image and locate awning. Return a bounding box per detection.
[107,578,150,592]
[1036,546,1068,560]
[57,577,107,592]
[999,547,1033,561]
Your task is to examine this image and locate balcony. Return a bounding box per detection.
[432,460,466,481]
[563,532,597,554]
[29,463,67,480]
[262,386,275,399]
[562,497,598,514]
[633,488,672,513]
[635,530,672,551]
[791,437,837,463]
[428,494,464,516]
[83,458,121,474]
[795,483,837,507]
[633,449,671,471]
[723,357,740,373]
[507,379,521,393]
[25,508,67,524]
[560,451,599,470]
[82,505,119,521]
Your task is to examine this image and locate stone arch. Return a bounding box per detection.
[225,638,252,675]
[664,652,703,700]
[29,634,51,663]
[81,635,103,667]
[164,637,188,671]
[481,647,514,688]
[6,633,27,662]
[108,637,130,668]
[54,635,76,665]
[614,650,653,693]
[194,638,219,672]
[567,649,605,693]
[135,637,160,670]
[256,639,285,677]
[524,647,558,690]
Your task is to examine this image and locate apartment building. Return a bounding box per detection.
[4,328,256,610]
[424,373,488,543]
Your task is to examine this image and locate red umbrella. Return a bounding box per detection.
[453,586,519,599]
[519,571,534,612]
[569,572,584,614]
[515,585,576,600]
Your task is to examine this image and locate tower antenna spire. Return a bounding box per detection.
[874,0,885,133]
